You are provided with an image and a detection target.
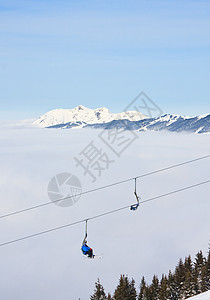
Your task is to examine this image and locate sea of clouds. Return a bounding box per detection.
[0,125,209,299]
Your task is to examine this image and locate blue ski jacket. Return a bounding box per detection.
[82,244,91,254]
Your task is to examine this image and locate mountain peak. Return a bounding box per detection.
[75,105,87,110]
[33,106,147,128]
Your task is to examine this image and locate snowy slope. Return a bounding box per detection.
[87,113,210,134]
[143,114,210,133]
[33,105,147,128]
[187,291,210,300]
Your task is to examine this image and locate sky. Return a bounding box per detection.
[0,127,209,299]
[0,0,210,120]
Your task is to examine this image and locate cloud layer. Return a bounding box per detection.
[0,127,209,298]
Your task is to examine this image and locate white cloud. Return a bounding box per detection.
[0,127,209,298]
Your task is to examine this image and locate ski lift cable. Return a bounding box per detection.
[0,155,209,220]
[0,179,209,248]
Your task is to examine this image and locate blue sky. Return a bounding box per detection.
[0,0,210,119]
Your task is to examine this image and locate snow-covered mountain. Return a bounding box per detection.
[33,106,210,134]
[86,113,210,134]
[33,105,147,128]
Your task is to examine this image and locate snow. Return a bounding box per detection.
[195,127,204,134]
[33,105,147,128]
[0,127,209,299]
[187,291,210,300]
[178,114,210,120]
[198,113,210,120]
[149,114,179,126]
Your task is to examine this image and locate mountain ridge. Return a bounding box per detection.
[33,106,210,134]
[33,105,147,128]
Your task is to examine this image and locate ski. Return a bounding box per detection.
[83,254,103,259]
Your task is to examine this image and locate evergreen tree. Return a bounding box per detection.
[90,278,107,300]
[183,255,194,298]
[130,278,137,299]
[159,274,169,300]
[113,275,130,300]
[113,275,137,300]
[138,276,147,300]
[167,270,177,299]
[206,248,210,290]
[107,293,112,300]
[150,275,159,300]
[200,263,208,292]
[174,258,185,299]
[194,251,206,294]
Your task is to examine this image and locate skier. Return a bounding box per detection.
[81,239,94,258]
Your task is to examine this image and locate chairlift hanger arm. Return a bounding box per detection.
[130,178,140,211]
[82,219,88,246]
[134,178,140,203]
[134,191,140,203]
